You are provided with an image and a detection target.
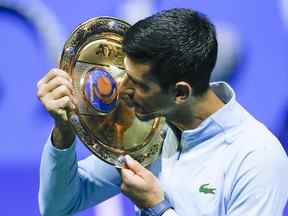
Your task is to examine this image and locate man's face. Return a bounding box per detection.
[120,56,175,121]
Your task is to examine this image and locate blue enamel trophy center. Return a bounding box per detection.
[84,69,117,113]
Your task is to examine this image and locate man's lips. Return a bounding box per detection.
[120,95,143,111]
[120,95,145,114]
[134,105,146,115]
[118,93,148,116]
[119,94,134,107]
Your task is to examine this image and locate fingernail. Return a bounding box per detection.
[118,155,127,165]
[125,155,133,162]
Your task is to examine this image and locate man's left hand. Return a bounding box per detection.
[121,155,164,208]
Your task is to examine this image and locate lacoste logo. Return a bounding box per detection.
[199,183,216,195]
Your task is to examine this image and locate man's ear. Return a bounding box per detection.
[174,81,192,104]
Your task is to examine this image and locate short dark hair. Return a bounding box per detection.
[122,8,218,96]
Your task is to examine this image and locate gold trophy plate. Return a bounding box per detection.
[59,17,164,167]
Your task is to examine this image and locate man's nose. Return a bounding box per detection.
[119,74,129,88]
[117,74,134,96]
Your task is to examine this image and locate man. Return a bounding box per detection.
[37,8,288,216]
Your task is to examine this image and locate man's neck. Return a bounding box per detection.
[167,89,225,131]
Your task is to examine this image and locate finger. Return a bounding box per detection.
[124,155,147,177]
[51,86,77,109]
[37,68,72,87]
[121,167,144,188]
[47,76,73,93]
[53,96,75,112]
[37,77,73,98]
[51,85,73,101]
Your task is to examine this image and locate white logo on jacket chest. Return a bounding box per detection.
[160,160,225,216]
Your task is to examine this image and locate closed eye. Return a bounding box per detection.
[126,74,149,91]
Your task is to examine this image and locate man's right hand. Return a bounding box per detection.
[37,68,76,149]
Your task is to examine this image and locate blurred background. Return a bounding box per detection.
[0,0,287,215]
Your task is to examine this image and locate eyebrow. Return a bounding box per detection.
[126,72,145,84]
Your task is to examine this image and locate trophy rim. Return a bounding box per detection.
[60,16,164,167]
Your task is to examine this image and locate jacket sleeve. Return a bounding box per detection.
[38,134,121,216]
[162,209,179,216]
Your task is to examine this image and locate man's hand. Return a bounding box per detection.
[121,155,164,208]
[37,68,76,149]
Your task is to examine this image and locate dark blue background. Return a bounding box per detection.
[0,0,287,215]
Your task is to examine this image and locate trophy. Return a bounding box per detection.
[59,17,164,167]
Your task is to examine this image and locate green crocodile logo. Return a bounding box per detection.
[199,183,216,195]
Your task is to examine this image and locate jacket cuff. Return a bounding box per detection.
[141,198,173,216]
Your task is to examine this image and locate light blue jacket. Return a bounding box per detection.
[39,82,288,216]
